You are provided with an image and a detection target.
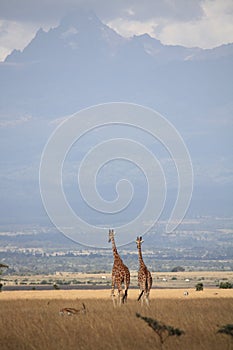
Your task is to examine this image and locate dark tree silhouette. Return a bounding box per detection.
[0,263,8,292]
[217,324,233,338]
[136,313,184,348]
[0,263,9,269]
[195,282,204,291]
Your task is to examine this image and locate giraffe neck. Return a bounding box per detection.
[111,237,121,261]
[138,245,145,268]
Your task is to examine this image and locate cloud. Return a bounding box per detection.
[0,115,33,128]
[0,0,204,22]
[107,18,157,38]
[155,0,233,48]
[0,19,47,61]
[107,0,233,48]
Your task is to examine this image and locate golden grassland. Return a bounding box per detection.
[0,289,233,350]
[0,287,233,300]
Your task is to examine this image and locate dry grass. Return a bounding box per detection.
[0,288,233,300]
[0,291,233,350]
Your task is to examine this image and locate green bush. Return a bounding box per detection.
[219,281,232,289]
[217,324,233,338]
[40,280,48,285]
[72,279,82,284]
[195,282,204,291]
[171,266,185,272]
[55,279,63,285]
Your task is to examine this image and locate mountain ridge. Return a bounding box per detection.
[4,11,233,65]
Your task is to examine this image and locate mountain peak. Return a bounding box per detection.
[5,10,125,63]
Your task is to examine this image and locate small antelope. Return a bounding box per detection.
[59,303,86,316]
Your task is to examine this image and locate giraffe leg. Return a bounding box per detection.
[145,292,150,307]
[122,276,129,303]
[138,289,144,305]
[111,277,117,307]
[112,294,117,307]
[111,290,117,307]
[116,291,120,306]
[118,294,121,306]
[111,277,115,297]
[117,286,123,306]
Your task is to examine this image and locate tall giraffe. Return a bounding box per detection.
[136,236,152,306]
[108,229,130,306]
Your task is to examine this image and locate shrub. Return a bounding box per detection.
[55,280,63,285]
[219,281,232,289]
[217,324,233,338]
[72,280,82,284]
[40,280,48,285]
[195,282,204,291]
[136,313,184,347]
[171,266,185,272]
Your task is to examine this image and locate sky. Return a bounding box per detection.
[0,0,233,61]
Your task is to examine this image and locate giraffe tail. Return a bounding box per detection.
[138,290,144,301]
[145,278,148,293]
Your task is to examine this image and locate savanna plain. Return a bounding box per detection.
[0,287,232,350]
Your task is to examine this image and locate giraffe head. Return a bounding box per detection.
[108,229,115,243]
[136,236,144,248]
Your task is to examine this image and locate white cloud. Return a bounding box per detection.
[107,0,233,48]
[0,20,37,61]
[107,18,157,38]
[0,19,56,61]
[0,115,33,128]
[156,0,233,48]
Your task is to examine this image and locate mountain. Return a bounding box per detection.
[1,10,232,117]
[0,10,232,232]
[6,11,125,64]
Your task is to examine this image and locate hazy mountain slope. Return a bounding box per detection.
[0,11,232,225]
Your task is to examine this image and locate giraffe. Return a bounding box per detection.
[136,236,152,306]
[108,229,130,306]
